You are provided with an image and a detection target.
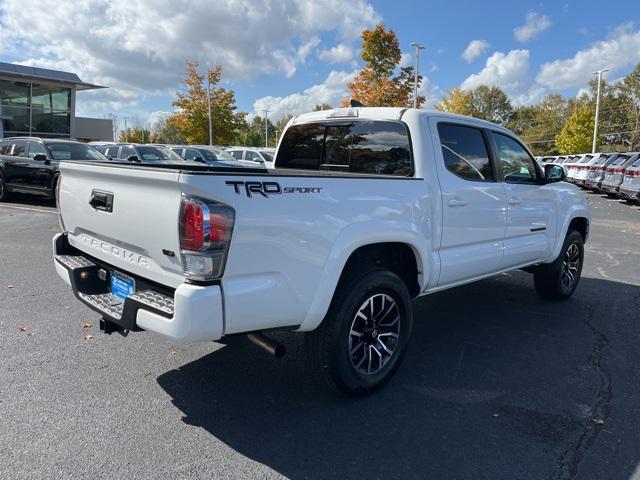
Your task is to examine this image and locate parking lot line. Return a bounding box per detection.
[0,204,57,214]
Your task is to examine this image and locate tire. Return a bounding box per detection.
[534,230,584,300]
[305,266,413,396]
[0,173,9,202]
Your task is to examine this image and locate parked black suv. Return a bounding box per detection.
[0,137,107,202]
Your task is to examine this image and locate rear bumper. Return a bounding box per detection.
[601,184,621,195]
[53,233,224,341]
[619,187,640,200]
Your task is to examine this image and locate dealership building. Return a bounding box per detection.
[0,62,113,141]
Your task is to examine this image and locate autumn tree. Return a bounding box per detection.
[436,86,513,125]
[555,106,595,154]
[515,94,569,155]
[169,62,246,145]
[435,88,474,116]
[313,103,333,111]
[150,116,186,144]
[344,24,423,107]
[618,64,640,149]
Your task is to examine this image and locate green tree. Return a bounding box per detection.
[170,62,246,145]
[555,106,595,154]
[616,64,640,150]
[117,127,151,143]
[435,88,474,116]
[345,24,423,107]
[150,117,186,144]
[516,94,569,155]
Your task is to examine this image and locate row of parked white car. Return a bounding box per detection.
[537,152,640,203]
[89,142,276,169]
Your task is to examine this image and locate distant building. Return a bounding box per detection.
[0,62,113,141]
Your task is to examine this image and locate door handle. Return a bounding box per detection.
[508,197,521,206]
[447,199,468,207]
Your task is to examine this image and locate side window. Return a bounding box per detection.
[228,150,242,160]
[28,142,47,159]
[184,148,203,162]
[348,121,412,176]
[119,146,135,159]
[245,150,261,162]
[437,123,494,181]
[171,148,184,157]
[0,142,11,155]
[12,141,27,157]
[491,133,538,184]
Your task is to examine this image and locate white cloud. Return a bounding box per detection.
[318,43,355,64]
[461,40,490,63]
[514,11,551,42]
[399,52,413,68]
[461,50,530,96]
[419,77,443,108]
[253,70,357,121]
[536,24,640,89]
[0,0,380,111]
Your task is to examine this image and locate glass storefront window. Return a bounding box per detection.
[0,79,72,138]
[0,80,30,106]
[31,84,71,113]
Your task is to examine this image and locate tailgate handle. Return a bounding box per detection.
[89,190,114,212]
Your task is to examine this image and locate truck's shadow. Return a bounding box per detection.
[157,273,639,479]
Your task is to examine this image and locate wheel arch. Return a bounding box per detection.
[298,222,429,332]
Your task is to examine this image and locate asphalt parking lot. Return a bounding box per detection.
[1,192,639,480]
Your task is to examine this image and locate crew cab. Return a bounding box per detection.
[52,108,591,395]
[0,137,107,201]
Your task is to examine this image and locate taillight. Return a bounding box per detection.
[179,197,235,281]
[56,175,66,231]
[627,170,640,177]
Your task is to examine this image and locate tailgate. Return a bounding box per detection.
[58,162,185,288]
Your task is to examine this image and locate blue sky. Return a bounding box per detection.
[0,0,638,127]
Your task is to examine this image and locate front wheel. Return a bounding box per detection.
[534,230,584,300]
[305,267,413,396]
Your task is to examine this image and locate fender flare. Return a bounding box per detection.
[549,206,591,261]
[297,220,430,332]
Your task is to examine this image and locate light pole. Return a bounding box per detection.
[592,68,609,153]
[122,115,130,143]
[263,109,270,147]
[409,42,425,109]
[207,72,213,146]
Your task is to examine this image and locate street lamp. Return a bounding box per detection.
[409,42,425,109]
[207,72,213,146]
[263,109,270,147]
[592,68,609,153]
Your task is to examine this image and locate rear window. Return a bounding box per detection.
[579,155,593,163]
[593,155,609,165]
[612,155,629,166]
[48,143,105,161]
[277,120,413,176]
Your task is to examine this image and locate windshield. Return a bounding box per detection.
[201,148,237,162]
[48,143,107,161]
[136,146,183,162]
[259,151,274,161]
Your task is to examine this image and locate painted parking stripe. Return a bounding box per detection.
[0,204,57,214]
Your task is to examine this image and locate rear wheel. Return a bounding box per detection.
[0,174,9,202]
[305,266,413,395]
[534,230,584,300]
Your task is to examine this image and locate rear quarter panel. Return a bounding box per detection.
[179,172,433,334]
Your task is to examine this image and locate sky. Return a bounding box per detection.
[0,0,639,129]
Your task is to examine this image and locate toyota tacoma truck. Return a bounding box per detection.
[53,107,591,395]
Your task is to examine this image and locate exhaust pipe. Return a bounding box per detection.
[247,332,286,358]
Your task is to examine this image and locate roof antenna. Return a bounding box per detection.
[349,98,365,108]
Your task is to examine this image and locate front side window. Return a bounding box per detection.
[0,141,12,155]
[492,133,538,184]
[47,143,105,161]
[27,142,47,158]
[245,150,262,162]
[277,120,412,176]
[119,146,135,159]
[184,148,203,162]
[11,141,27,157]
[259,151,274,162]
[201,148,236,162]
[136,146,183,162]
[228,150,243,160]
[437,123,493,181]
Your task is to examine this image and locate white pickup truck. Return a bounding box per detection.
[53,107,590,395]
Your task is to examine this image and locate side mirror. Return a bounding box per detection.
[33,153,47,161]
[544,164,565,183]
[126,155,140,162]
